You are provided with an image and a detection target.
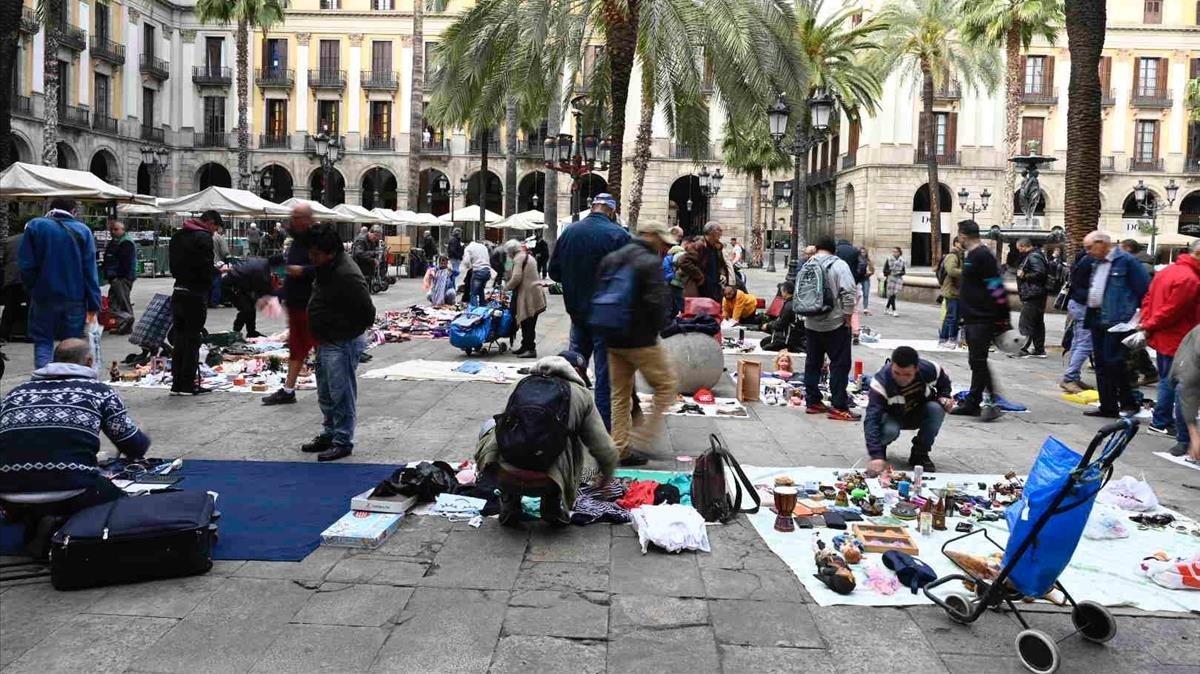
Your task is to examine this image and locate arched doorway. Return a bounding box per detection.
[197,163,233,189]
[418,168,451,216]
[668,174,706,235]
[910,182,953,266]
[89,149,120,185]
[8,134,33,164]
[259,164,294,203]
[309,167,345,206]
[466,169,502,216]
[55,142,78,169]
[1179,190,1200,239]
[137,164,151,194]
[360,167,398,210]
[576,174,608,212]
[517,171,546,212]
[1121,190,1157,239]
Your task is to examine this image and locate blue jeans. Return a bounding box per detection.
[316,335,366,449]
[449,259,461,286]
[859,280,871,309]
[1153,353,1175,430]
[1063,300,1093,383]
[876,401,946,458]
[468,269,489,306]
[28,299,86,368]
[569,319,611,430]
[1091,326,1134,414]
[938,298,959,341]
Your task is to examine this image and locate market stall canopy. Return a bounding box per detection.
[280,197,351,222]
[117,197,164,216]
[489,209,545,231]
[333,203,387,223]
[438,205,503,224]
[0,161,135,200]
[370,208,405,223]
[391,210,444,226]
[157,186,292,217]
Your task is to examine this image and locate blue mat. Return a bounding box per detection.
[0,460,399,562]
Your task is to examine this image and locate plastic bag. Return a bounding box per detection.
[1083,505,1130,540]
[1138,553,1200,590]
[87,320,104,377]
[1095,475,1159,512]
[629,504,711,554]
[1121,331,1146,351]
[372,461,459,502]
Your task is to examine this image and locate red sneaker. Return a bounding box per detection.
[806,403,830,414]
[827,408,862,422]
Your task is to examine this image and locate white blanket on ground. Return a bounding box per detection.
[637,393,750,419]
[722,337,778,356]
[361,359,526,384]
[741,464,1200,612]
[859,338,966,353]
[1153,452,1200,472]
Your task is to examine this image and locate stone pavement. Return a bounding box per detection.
[1,269,1197,673]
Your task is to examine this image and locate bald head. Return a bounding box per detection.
[1083,231,1112,260]
[54,338,92,366]
[291,203,314,233]
[108,220,125,236]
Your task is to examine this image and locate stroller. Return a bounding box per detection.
[449,294,516,356]
[924,419,1138,674]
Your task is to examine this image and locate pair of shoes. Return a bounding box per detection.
[1147,423,1177,437]
[262,388,296,406]
[318,445,353,462]
[826,408,861,422]
[301,434,334,453]
[517,350,538,359]
[950,403,981,417]
[169,387,213,396]
[619,453,650,467]
[1059,380,1084,394]
[1083,409,1120,418]
[979,405,1003,422]
[1169,442,1190,457]
[806,403,830,414]
[1028,350,1048,359]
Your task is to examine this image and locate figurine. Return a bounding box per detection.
[813,536,857,594]
[109,361,120,382]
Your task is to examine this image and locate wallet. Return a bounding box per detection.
[822,512,848,529]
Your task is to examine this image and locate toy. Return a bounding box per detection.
[813,536,857,594]
[774,351,794,377]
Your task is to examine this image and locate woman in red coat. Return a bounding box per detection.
[1139,241,1200,436]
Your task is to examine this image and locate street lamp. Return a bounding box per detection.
[1133,178,1178,256]
[697,165,723,227]
[759,179,791,273]
[140,145,170,196]
[957,187,990,218]
[309,126,342,208]
[544,96,613,223]
[437,173,468,236]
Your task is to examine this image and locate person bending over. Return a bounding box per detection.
[221,256,283,338]
[722,285,765,326]
[863,346,953,474]
[760,281,805,352]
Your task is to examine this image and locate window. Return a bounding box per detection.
[1136,58,1162,97]
[143,24,155,60]
[319,0,340,8]
[371,41,392,72]
[1024,55,1046,94]
[94,73,110,117]
[1144,0,1162,23]
[582,45,604,88]
[317,100,339,133]
[1135,120,1158,162]
[95,4,109,41]
[265,99,287,136]
[318,40,339,74]
[204,96,225,132]
[424,41,439,74]
[917,111,956,158]
[934,113,948,154]
[57,60,69,109]
[372,0,393,8]
[847,119,861,157]
[1021,117,1044,154]
[370,101,391,138]
[1190,57,1200,80]
[851,11,863,26]
[205,37,223,72]
[1099,56,1112,93]
[142,87,155,126]
[262,38,287,71]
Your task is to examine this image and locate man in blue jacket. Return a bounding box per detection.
[1081,230,1150,418]
[1060,249,1096,393]
[863,346,954,474]
[548,193,630,429]
[102,219,138,334]
[18,198,102,368]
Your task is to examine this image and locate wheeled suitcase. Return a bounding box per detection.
[48,490,218,591]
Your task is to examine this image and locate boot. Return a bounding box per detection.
[301,434,333,453]
[907,441,936,473]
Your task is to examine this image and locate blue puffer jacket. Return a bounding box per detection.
[1090,250,1150,328]
[19,213,102,312]
[547,212,630,320]
[863,358,952,458]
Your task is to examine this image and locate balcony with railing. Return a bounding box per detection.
[13,95,33,118]
[55,24,87,51]
[361,71,399,91]
[140,53,169,80]
[517,138,547,157]
[92,112,118,134]
[1130,89,1172,108]
[308,69,346,90]
[933,79,961,101]
[364,135,395,151]
[469,136,502,155]
[141,125,165,142]
[914,148,958,165]
[670,143,713,160]
[1100,155,1115,172]
[89,36,125,66]
[1101,88,1115,106]
[807,166,836,185]
[1128,157,1164,172]
[193,66,232,87]
[840,154,857,170]
[60,105,90,130]
[19,7,39,34]
[256,68,294,88]
[304,134,345,153]
[421,138,450,154]
[1186,158,1200,174]
[1021,88,1057,105]
[260,133,291,149]
[194,130,228,148]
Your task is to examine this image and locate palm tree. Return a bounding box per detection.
[874,0,999,264]
[503,98,518,215]
[1062,0,1105,258]
[40,0,62,166]
[962,0,1062,232]
[406,0,448,211]
[721,113,790,266]
[195,0,284,190]
[0,0,25,244]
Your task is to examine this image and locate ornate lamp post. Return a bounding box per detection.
[957,187,990,218]
[759,179,791,273]
[438,174,468,236]
[309,127,342,208]
[139,146,170,196]
[544,96,612,224]
[251,167,274,201]
[1133,178,1178,256]
[698,165,723,225]
[767,89,836,276]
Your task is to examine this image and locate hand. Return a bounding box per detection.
[1188,425,1200,463]
[86,311,97,325]
[938,397,955,413]
[596,474,613,490]
[286,265,306,278]
[867,459,888,476]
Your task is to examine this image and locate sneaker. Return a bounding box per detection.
[1059,380,1084,394]
[1147,423,1176,437]
[1009,349,1031,359]
[511,346,529,356]
[245,330,265,339]
[806,403,830,414]
[301,435,334,453]
[317,445,353,462]
[1076,380,1095,390]
[979,405,1003,422]
[826,408,861,422]
[619,453,650,467]
[169,387,212,396]
[950,403,981,417]
[1169,442,1189,457]
[1029,350,1048,359]
[262,388,297,406]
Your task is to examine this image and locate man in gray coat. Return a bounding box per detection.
[802,235,859,421]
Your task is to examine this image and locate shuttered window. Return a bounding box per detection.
[1021,117,1044,154]
[1135,120,1158,162]
[1144,0,1162,23]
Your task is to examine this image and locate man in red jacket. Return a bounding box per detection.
[1140,240,1200,438]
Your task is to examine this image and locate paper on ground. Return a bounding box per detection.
[742,464,1200,612]
[1153,452,1200,472]
[362,359,526,384]
[859,338,966,354]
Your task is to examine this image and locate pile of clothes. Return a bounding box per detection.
[372,306,459,342]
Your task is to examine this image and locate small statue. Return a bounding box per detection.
[109,361,120,382]
[813,537,857,595]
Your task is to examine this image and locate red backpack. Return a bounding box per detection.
[691,434,760,523]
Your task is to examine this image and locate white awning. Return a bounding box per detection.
[117,197,164,216]
[437,205,503,224]
[157,186,292,217]
[279,197,352,221]
[333,203,387,223]
[0,161,135,200]
[489,209,546,231]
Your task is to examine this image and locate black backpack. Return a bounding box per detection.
[494,374,573,471]
[691,434,759,523]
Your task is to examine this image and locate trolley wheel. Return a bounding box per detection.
[1015,629,1060,674]
[498,343,508,354]
[944,591,976,624]
[1072,600,1116,644]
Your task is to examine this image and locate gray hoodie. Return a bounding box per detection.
[802,252,858,333]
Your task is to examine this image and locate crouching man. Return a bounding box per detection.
[864,346,954,474]
[475,351,617,527]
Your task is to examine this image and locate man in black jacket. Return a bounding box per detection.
[1015,238,1049,358]
[302,224,377,461]
[221,257,281,338]
[102,219,137,334]
[168,211,219,395]
[950,220,1009,422]
[601,221,678,466]
[447,228,465,284]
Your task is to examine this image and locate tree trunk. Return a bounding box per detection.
[41,0,61,167]
[504,98,517,215]
[544,69,562,250]
[602,0,638,208]
[625,77,654,228]
[236,18,249,190]
[0,0,23,242]
[1000,25,1021,232]
[1064,0,1105,260]
[922,64,943,266]
[750,168,763,267]
[407,0,425,210]
[478,129,489,241]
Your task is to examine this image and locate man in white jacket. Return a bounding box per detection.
[461,238,493,305]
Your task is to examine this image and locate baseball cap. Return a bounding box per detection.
[557,350,593,388]
[593,193,618,210]
[637,220,678,245]
[693,387,715,405]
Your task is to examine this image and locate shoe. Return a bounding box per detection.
[1147,423,1176,437]
[511,346,529,356]
[979,405,1003,422]
[517,350,538,359]
[194,386,213,395]
[950,403,981,417]
[826,408,861,422]
[262,388,296,406]
[1009,349,1031,359]
[852,336,860,346]
[245,330,265,339]
[1059,380,1084,394]
[1083,409,1120,418]
[806,403,830,414]
[318,445,353,462]
[619,453,650,467]
[301,435,334,453]
[1119,406,1141,418]
[1169,442,1189,457]
[1076,380,1095,390]
[863,309,872,316]
[908,447,936,472]
[1029,350,1048,359]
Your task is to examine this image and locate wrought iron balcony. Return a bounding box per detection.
[54,24,87,51]
[1185,158,1200,174]
[1130,89,1172,108]
[806,166,835,185]
[1101,88,1115,106]
[192,66,232,87]
[19,7,39,34]
[1128,157,1163,172]
[194,131,228,148]
[364,135,395,151]
[469,137,502,155]
[140,54,169,80]
[260,133,291,149]
[92,112,118,134]
[421,138,450,154]
[841,154,857,170]
[13,95,33,118]
[933,79,961,101]
[308,69,346,90]
[89,36,125,66]
[361,71,398,91]
[141,124,165,142]
[256,68,294,88]
[517,138,547,157]
[1100,155,1115,172]
[60,105,90,130]
[670,143,713,160]
[1021,89,1057,105]
[914,148,958,165]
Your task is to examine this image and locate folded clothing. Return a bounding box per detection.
[661,314,720,338]
[616,480,659,510]
[630,504,711,554]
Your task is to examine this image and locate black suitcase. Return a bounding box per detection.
[49,490,218,591]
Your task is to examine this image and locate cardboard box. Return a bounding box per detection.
[736,359,762,403]
[350,489,417,515]
[320,511,404,549]
[385,236,411,254]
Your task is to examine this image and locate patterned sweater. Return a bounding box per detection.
[0,363,150,493]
